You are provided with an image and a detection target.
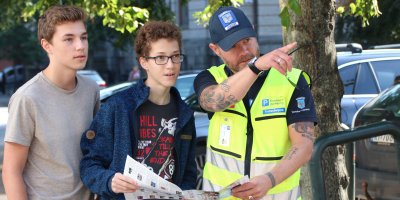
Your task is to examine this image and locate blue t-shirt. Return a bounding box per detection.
[193,66,318,125]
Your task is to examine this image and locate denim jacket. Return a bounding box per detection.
[80,80,197,200]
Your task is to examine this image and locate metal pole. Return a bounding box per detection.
[252,0,259,38]
[352,141,356,200]
[309,121,400,200]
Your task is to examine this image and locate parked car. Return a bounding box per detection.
[77,70,107,89]
[1,65,25,94]
[337,44,400,126]
[1,65,25,85]
[100,82,136,101]
[175,73,197,100]
[351,84,400,200]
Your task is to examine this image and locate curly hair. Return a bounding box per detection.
[135,21,182,59]
[38,5,87,43]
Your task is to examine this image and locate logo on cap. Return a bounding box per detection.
[218,10,239,31]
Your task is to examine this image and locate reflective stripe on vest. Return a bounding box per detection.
[203,64,304,198]
[207,146,245,174]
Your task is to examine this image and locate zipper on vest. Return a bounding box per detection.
[244,97,254,177]
[255,115,285,121]
[253,156,284,161]
[210,145,242,158]
[244,124,253,177]
[223,109,246,118]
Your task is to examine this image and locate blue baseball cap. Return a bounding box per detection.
[209,6,256,51]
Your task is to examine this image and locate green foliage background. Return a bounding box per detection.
[336,0,400,47]
[0,0,389,67]
[0,0,178,66]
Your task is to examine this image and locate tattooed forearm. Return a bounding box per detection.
[292,122,315,142]
[202,85,218,104]
[225,94,236,105]
[220,80,230,92]
[199,82,238,111]
[283,147,298,160]
[216,95,236,110]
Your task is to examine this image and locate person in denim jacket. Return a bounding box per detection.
[80,21,197,200]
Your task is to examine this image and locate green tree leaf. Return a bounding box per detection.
[288,0,301,16]
[193,0,244,27]
[337,6,345,14]
[0,0,169,34]
[279,6,291,28]
[350,3,357,14]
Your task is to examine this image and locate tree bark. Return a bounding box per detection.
[279,0,349,199]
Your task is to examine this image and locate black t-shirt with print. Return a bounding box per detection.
[135,97,178,181]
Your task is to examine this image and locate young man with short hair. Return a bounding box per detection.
[2,5,99,200]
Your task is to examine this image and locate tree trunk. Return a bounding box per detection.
[279,0,350,199]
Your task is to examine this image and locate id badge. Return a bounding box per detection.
[219,124,231,146]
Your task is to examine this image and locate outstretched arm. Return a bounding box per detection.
[199,42,297,112]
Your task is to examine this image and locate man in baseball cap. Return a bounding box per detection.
[209,6,257,51]
[193,6,317,200]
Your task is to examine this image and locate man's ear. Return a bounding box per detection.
[209,43,221,57]
[41,39,52,54]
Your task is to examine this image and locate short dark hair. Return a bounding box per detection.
[38,5,87,43]
[135,21,182,59]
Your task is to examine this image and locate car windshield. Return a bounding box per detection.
[100,82,136,101]
[99,73,198,102]
[362,84,400,118]
[175,75,196,100]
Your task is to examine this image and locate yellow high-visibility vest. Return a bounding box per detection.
[203,64,308,199]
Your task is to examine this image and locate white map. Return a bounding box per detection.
[123,155,249,199]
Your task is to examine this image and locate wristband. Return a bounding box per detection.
[266,172,276,187]
[248,57,263,75]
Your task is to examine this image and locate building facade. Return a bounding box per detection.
[87,0,284,84]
